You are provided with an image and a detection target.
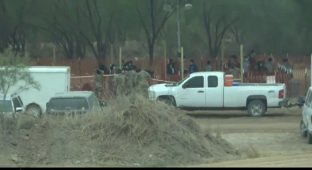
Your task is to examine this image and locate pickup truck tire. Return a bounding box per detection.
[300,120,308,138]
[247,100,266,117]
[26,104,42,117]
[308,132,312,144]
[158,96,176,106]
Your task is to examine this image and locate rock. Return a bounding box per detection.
[75,160,81,164]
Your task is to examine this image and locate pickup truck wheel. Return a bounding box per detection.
[308,132,312,144]
[300,120,308,138]
[158,97,176,106]
[247,100,266,117]
[26,105,42,117]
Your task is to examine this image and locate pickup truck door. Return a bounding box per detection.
[205,75,223,107]
[176,76,206,107]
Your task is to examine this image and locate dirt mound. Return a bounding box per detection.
[0,71,240,167]
[81,95,240,166]
[0,96,240,167]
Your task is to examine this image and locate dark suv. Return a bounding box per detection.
[46,91,104,115]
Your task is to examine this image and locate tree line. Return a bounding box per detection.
[1,0,312,65]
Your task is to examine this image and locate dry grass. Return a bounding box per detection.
[112,70,151,97]
[79,95,214,166]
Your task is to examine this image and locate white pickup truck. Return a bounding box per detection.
[148,71,287,116]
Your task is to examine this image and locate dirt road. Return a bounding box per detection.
[187,107,312,167]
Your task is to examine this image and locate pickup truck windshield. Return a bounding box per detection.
[175,75,190,86]
[0,101,13,112]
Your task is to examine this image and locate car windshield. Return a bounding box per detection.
[0,100,13,112]
[48,97,89,110]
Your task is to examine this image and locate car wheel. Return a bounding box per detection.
[247,100,266,117]
[308,132,312,144]
[300,120,308,138]
[26,105,42,117]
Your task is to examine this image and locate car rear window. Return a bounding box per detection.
[0,100,13,112]
[49,97,89,110]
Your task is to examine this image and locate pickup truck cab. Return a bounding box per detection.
[0,94,24,117]
[148,71,286,116]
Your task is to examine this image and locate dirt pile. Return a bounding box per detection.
[81,95,240,166]
[0,71,240,167]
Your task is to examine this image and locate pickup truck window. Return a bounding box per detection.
[182,76,203,88]
[208,76,218,88]
[13,97,22,108]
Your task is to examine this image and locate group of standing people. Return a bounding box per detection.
[94,59,138,98]
[167,58,214,75]
[243,56,275,76]
[241,50,293,78]
[93,51,294,99]
[99,59,137,75]
[167,58,206,79]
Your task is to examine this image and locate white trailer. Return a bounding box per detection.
[8,66,70,116]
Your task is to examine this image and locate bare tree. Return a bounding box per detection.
[0,0,34,56]
[202,1,238,58]
[136,0,175,66]
[0,49,40,101]
[80,0,114,64]
[230,24,245,45]
[47,0,87,59]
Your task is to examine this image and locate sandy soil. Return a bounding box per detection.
[187,107,312,167]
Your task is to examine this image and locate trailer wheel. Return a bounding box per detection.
[247,100,266,117]
[26,104,42,117]
[300,120,308,138]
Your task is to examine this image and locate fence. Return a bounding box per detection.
[70,69,309,101]
[33,57,311,99]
